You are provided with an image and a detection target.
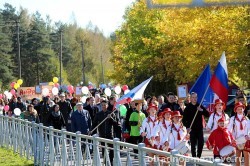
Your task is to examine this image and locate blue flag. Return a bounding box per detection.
[189,65,213,108]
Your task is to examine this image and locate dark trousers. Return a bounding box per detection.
[190,129,204,158]
[130,136,143,154]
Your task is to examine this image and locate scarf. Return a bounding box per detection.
[236,115,246,130]
[52,111,61,117]
[172,123,183,140]
[148,116,157,127]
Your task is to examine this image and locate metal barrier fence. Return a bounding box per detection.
[0,115,227,166]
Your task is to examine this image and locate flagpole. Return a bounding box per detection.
[189,83,210,131]
[89,102,117,135]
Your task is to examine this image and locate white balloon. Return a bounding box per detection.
[124,89,130,95]
[81,96,87,103]
[104,88,112,97]
[114,86,121,95]
[52,87,59,95]
[42,88,49,96]
[81,86,89,95]
[4,91,8,95]
[6,92,13,99]
[14,108,21,116]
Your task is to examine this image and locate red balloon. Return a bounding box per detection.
[4,105,9,111]
[10,89,16,95]
[0,94,2,99]
[122,85,128,91]
[54,83,60,88]
[10,82,16,88]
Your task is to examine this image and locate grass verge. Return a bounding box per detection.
[0,147,33,166]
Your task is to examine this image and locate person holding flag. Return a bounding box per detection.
[182,92,210,158]
[129,99,146,158]
[207,99,229,132]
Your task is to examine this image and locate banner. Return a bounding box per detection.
[17,87,42,100]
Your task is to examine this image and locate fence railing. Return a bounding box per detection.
[0,115,227,166]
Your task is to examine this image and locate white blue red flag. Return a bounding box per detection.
[210,52,229,104]
[115,76,153,108]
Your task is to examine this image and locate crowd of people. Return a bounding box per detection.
[0,88,250,166]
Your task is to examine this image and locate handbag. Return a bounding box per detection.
[244,140,250,152]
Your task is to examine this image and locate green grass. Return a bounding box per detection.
[0,147,33,166]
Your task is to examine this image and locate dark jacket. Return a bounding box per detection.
[58,100,72,124]
[160,102,182,114]
[23,110,40,123]
[182,103,209,131]
[84,104,99,122]
[91,110,119,138]
[40,103,53,126]
[48,111,65,130]
[71,109,92,135]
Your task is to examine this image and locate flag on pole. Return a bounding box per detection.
[210,52,229,104]
[189,64,213,108]
[115,76,153,108]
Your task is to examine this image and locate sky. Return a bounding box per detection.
[0,0,135,36]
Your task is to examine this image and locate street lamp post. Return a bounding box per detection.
[59,30,63,85]
[16,20,21,79]
[81,41,85,85]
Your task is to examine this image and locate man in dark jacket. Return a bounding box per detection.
[84,96,98,123]
[159,92,182,114]
[71,102,92,135]
[182,92,210,158]
[58,93,73,131]
[91,100,119,166]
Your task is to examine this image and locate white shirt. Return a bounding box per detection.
[140,116,158,139]
[164,123,187,150]
[153,120,171,146]
[207,112,229,132]
[228,114,248,139]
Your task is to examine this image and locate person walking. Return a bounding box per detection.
[182,92,210,158]
[48,104,65,130]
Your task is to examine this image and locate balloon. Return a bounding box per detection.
[52,87,59,95]
[54,83,60,88]
[53,77,59,83]
[10,82,16,88]
[100,84,106,89]
[114,86,121,95]
[10,89,16,95]
[104,88,111,97]
[17,79,23,85]
[119,105,127,116]
[4,91,8,95]
[122,85,128,91]
[0,94,2,99]
[81,86,89,95]
[14,108,21,116]
[81,96,87,103]
[42,88,49,96]
[4,105,9,111]
[68,85,74,93]
[14,83,20,90]
[6,92,12,100]
[49,82,54,86]
[124,89,130,95]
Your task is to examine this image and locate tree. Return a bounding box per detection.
[110,1,250,94]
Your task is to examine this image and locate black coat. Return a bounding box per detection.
[182,103,209,131]
[58,101,72,124]
[48,111,65,130]
[160,102,182,114]
[84,104,99,122]
[91,110,119,138]
[40,103,53,126]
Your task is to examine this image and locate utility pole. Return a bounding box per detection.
[59,30,63,85]
[101,54,104,83]
[81,41,85,85]
[36,46,39,85]
[16,20,21,79]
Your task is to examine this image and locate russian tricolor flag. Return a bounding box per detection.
[210,52,229,104]
[115,76,153,108]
